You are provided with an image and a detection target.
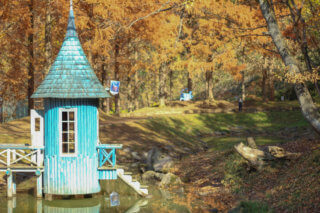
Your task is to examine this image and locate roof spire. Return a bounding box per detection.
[66,0,77,38]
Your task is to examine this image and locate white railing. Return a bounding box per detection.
[0,145,44,168]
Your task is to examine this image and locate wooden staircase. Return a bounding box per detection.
[117,169,148,197]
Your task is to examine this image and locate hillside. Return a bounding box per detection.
[0,100,319,212]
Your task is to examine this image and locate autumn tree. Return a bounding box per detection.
[257,0,320,133]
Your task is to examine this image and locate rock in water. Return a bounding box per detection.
[154,156,173,172]
[131,151,141,161]
[159,173,182,188]
[147,147,174,172]
[146,147,160,170]
[142,171,164,184]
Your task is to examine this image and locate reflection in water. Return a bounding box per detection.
[1,179,199,213]
[110,191,120,207]
[44,205,100,213]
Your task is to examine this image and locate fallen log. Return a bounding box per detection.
[247,137,257,149]
[234,142,272,168]
[234,138,301,169]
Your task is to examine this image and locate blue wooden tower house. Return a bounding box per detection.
[0,0,147,199]
[31,0,121,196]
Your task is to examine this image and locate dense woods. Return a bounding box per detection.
[1,0,320,120]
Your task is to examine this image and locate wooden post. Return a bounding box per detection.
[37,148,43,167]
[7,149,10,167]
[36,199,42,213]
[7,170,12,198]
[7,199,13,213]
[36,171,43,198]
[112,148,116,167]
[99,148,102,167]
[45,194,53,201]
[12,173,16,196]
[12,150,16,161]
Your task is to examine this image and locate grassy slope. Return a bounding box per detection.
[99,110,310,163]
[0,100,318,212]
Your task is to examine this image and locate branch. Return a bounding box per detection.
[262,47,280,55]
[239,34,270,37]
[126,1,176,29]
[175,6,185,47]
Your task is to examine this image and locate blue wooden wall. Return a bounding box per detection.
[98,169,117,180]
[44,98,100,195]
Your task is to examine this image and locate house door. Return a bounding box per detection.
[31,109,44,147]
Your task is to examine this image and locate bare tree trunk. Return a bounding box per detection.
[153,71,158,105]
[114,42,120,115]
[315,81,320,97]
[287,0,320,98]
[262,69,268,101]
[241,76,246,101]
[133,51,139,110]
[27,0,34,114]
[100,63,110,113]
[127,76,133,112]
[259,0,320,133]
[44,0,52,76]
[188,73,193,92]
[159,63,166,107]
[133,71,139,110]
[146,92,150,107]
[206,70,214,100]
[169,70,173,101]
[88,3,94,65]
[269,74,275,101]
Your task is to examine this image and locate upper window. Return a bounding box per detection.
[60,108,77,156]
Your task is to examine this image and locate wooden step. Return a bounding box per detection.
[124,171,133,175]
[140,185,149,189]
[98,166,118,170]
[117,170,148,197]
[132,178,138,182]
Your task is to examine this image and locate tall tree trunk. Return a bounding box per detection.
[287,0,320,97]
[153,70,158,105]
[169,70,173,101]
[27,0,34,114]
[101,63,110,113]
[159,63,166,107]
[88,3,94,64]
[206,70,214,100]
[315,81,320,97]
[127,76,133,112]
[188,72,193,92]
[241,72,246,101]
[114,42,120,115]
[133,70,139,110]
[44,0,52,76]
[241,80,246,101]
[269,74,275,101]
[133,51,139,110]
[259,0,320,133]
[0,98,3,123]
[262,69,268,101]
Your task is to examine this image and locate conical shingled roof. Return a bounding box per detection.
[32,1,110,99]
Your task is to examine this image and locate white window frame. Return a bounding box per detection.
[59,108,78,157]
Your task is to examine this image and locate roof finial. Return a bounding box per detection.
[66,0,77,38]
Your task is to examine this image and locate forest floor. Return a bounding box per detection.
[0,100,319,212]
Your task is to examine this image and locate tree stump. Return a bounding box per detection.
[234,137,301,169]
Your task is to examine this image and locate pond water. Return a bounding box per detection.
[0,179,198,213]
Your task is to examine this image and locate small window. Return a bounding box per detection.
[60,108,77,156]
[35,118,40,132]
